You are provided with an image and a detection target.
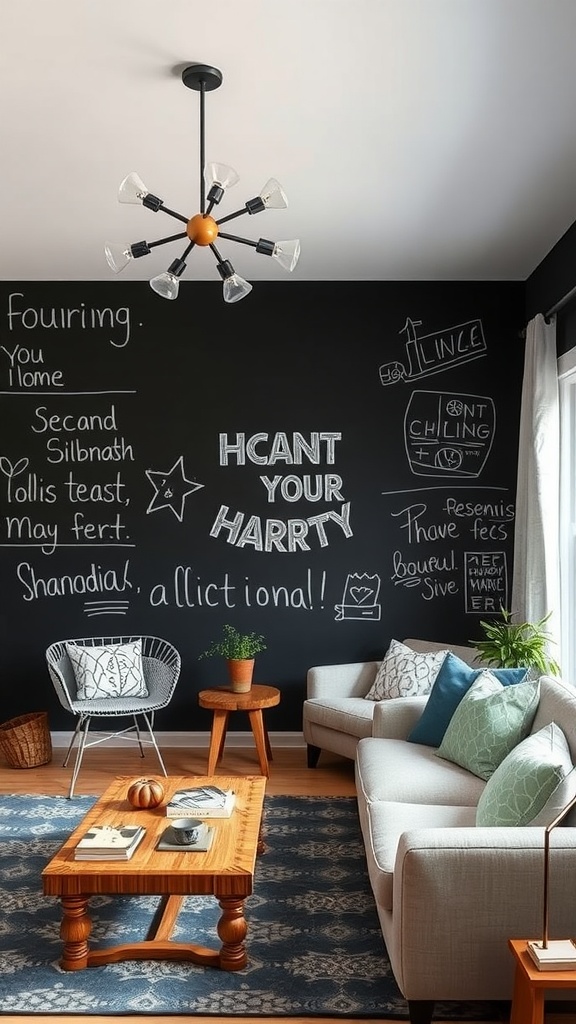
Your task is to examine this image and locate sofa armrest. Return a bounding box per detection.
[371,695,428,738]
[306,661,379,699]
[389,827,576,996]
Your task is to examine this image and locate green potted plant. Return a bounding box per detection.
[199,624,267,692]
[471,607,561,677]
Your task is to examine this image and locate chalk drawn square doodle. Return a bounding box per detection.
[335,573,381,621]
[404,391,495,478]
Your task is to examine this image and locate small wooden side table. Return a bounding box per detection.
[198,684,281,777]
[509,938,576,1024]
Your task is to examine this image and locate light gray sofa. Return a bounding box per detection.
[304,640,576,1024]
[303,638,478,767]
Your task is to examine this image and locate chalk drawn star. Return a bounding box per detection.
[145,456,204,522]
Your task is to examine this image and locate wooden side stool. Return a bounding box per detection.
[509,938,576,1024]
[198,684,281,777]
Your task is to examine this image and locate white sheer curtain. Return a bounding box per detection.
[511,312,560,650]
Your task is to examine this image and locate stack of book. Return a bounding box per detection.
[74,824,146,861]
[165,785,236,818]
[527,938,576,970]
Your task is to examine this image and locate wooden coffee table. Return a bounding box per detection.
[42,774,266,972]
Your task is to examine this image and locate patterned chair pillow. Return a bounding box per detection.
[364,639,449,700]
[66,640,149,700]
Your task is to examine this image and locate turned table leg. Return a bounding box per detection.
[217,896,247,970]
[59,894,92,970]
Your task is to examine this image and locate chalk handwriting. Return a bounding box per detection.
[0,343,64,388]
[379,317,486,385]
[16,559,133,602]
[219,431,341,465]
[148,566,327,611]
[465,552,508,612]
[210,502,352,551]
[6,292,132,347]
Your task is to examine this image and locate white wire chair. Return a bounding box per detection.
[46,635,181,798]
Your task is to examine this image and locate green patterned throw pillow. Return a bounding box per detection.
[435,671,540,780]
[476,723,576,827]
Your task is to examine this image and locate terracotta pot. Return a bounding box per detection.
[227,658,254,693]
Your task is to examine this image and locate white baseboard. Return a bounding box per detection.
[50,730,306,750]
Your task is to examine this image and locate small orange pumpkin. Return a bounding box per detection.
[127,777,165,809]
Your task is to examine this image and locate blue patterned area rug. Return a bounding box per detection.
[0,794,509,1019]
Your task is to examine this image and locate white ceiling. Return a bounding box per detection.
[2,0,576,285]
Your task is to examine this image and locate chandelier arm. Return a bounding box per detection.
[180,241,196,261]
[147,232,188,249]
[158,206,190,225]
[218,231,257,248]
[216,208,251,227]
[209,243,226,263]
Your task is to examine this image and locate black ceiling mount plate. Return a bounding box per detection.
[181,64,223,91]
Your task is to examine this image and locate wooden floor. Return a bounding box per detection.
[1,742,573,1024]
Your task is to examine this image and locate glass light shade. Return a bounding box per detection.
[150,272,180,301]
[272,239,301,272]
[259,177,288,209]
[104,242,132,274]
[205,162,240,191]
[223,274,253,304]
[118,172,149,204]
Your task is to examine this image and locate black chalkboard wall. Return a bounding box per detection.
[0,280,526,733]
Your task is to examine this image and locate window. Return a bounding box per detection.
[559,347,576,682]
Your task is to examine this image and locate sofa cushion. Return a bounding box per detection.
[303,697,375,739]
[363,800,476,912]
[476,722,576,826]
[355,735,486,807]
[407,652,528,747]
[436,673,540,780]
[364,639,448,701]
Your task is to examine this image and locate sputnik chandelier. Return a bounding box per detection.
[105,63,300,303]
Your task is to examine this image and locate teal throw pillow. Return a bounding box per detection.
[476,722,576,827]
[407,652,527,747]
[435,672,540,780]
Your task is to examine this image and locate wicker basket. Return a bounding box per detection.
[0,712,52,768]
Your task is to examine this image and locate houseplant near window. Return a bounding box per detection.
[471,608,561,677]
[199,624,267,693]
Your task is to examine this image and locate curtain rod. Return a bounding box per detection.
[545,281,576,319]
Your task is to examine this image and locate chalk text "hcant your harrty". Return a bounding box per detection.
[6,292,131,347]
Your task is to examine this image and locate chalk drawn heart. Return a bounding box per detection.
[349,586,374,604]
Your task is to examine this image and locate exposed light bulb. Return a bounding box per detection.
[271,239,301,272]
[259,177,288,209]
[104,242,132,273]
[150,272,180,300]
[118,172,150,205]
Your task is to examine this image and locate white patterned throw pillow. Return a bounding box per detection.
[66,641,149,700]
[364,639,449,700]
